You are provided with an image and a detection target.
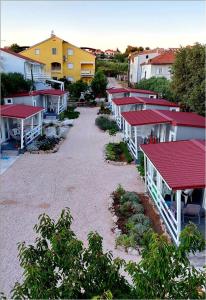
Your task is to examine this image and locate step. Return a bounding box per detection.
[1,150,19,157]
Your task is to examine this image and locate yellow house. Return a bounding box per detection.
[21,33,96,84]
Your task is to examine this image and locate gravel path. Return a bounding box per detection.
[0,107,144,295]
[107,77,123,88]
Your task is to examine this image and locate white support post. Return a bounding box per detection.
[38,112,42,135]
[57,96,60,114]
[144,154,147,193]
[20,119,24,149]
[176,190,182,245]
[31,117,34,130]
[134,126,138,160]
[6,119,10,139]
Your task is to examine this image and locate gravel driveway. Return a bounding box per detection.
[0,107,144,295]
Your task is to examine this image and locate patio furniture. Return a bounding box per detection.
[183,204,201,225]
[182,189,193,205]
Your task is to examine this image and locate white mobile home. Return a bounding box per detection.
[122,110,206,160]
[112,97,179,129]
[140,140,205,245]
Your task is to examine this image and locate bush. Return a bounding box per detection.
[116,234,137,249]
[119,142,133,163]
[95,116,118,132]
[137,152,145,177]
[97,103,111,115]
[132,203,144,214]
[59,107,80,120]
[128,213,151,227]
[115,184,126,198]
[120,192,139,205]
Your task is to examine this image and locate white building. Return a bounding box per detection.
[0,48,64,90]
[140,51,175,81]
[128,48,164,84]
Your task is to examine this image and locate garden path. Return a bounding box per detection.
[0,107,145,295]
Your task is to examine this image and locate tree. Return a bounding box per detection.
[1,72,32,99]
[126,224,206,299]
[68,80,88,99]
[91,70,108,97]
[136,76,174,100]
[171,43,205,115]
[8,209,206,299]
[8,43,22,53]
[11,209,131,299]
[113,53,127,63]
[124,46,145,57]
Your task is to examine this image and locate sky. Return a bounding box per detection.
[1,1,205,52]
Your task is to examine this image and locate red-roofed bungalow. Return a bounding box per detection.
[121,110,206,160]
[0,104,44,149]
[140,140,206,245]
[4,89,68,119]
[106,87,157,104]
[111,96,179,128]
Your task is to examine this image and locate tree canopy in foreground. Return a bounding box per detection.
[8,208,206,299]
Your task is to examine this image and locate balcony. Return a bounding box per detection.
[25,72,51,81]
[81,70,94,77]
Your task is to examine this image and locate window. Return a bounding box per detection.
[68,48,73,55]
[67,63,73,69]
[33,99,37,107]
[149,96,154,99]
[5,98,13,104]
[35,49,40,55]
[51,62,61,71]
[52,48,57,55]
[146,55,149,59]
[67,76,74,82]
[144,71,147,78]
[158,68,162,74]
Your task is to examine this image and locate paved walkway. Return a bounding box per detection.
[107,77,123,88]
[0,107,144,295]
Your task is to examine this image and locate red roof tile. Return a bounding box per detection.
[122,110,170,126]
[107,87,157,95]
[141,52,175,65]
[121,110,206,128]
[113,96,179,107]
[7,89,67,98]
[1,104,44,119]
[0,48,45,65]
[140,140,206,190]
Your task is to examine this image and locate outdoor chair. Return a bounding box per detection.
[183,204,201,225]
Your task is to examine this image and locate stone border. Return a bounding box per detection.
[106,160,128,166]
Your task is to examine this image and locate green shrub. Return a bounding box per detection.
[119,142,133,163]
[60,107,80,120]
[120,192,139,205]
[132,223,150,237]
[105,143,118,161]
[128,213,151,227]
[116,234,137,249]
[97,103,111,115]
[115,184,126,198]
[119,201,134,218]
[95,116,118,132]
[137,151,145,177]
[132,203,144,214]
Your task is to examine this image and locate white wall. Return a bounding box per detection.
[129,51,160,84]
[0,51,25,74]
[141,64,172,80]
[130,92,157,98]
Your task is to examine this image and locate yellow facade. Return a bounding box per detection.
[21,35,95,83]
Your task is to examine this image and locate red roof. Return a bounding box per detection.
[0,48,45,65]
[122,110,206,128]
[7,89,67,98]
[107,87,157,95]
[1,104,44,119]
[141,52,175,65]
[122,110,170,126]
[113,96,179,107]
[140,140,206,190]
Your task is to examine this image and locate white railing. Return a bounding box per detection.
[59,104,65,114]
[116,116,121,129]
[81,70,94,77]
[24,125,41,145]
[25,72,51,81]
[127,138,137,158]
[146,172,179,244]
